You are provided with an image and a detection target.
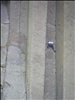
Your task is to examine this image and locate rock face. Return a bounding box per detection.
[44,1,56,100]
[7,46,21,65]
[56,1,75,99]
[1,2,9,24]
[2,1,27,100]
[1,1,75,100]
[26,1,47,100]
[1,2,9,100]
[1,24,9,47]
[1,47,7,67]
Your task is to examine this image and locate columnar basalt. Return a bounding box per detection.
[1,1,9,99]
[1,1,75,100]
[2,1,28,100]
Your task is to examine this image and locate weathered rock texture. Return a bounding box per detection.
[74,1,75,99]
[26,1,47,100]
[1,2,9,99]
[1,1,75,100]
[56,1,64,99]
[63,1,74,99]
[44,1,56,100]
[2,1,28,100]
[56,1,75,99]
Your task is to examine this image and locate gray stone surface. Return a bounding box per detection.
[1,2,9,99]
[20,53,26,67]
[3,46,26,100]
[20,1,28,55]
[74,1,75,99]
[1,67,5,98]
[63,2,74,99]
[3,1,26,100]
[1,67,6,87]
[56,1,75,99]
[47,1,56,26]
[7,46,21,65]
[3,65,26,100]
[1,1,75,100]
[56,1,64,99]
[1,47,7,66]
[1,23,9,47]
[26,1,47,100]
[8,1,20,47]
[44,1,56,100]
[1,3,9,24]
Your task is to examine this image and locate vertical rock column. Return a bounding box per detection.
[74,1,75,99]
[63,1,74,99]
[1,1,9,98]
[44,1,56,100]
[56,1,75,99]
[3,1,26,100]
[56,1,64,99]
[19,1,29,99]
[26,1,47,100]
